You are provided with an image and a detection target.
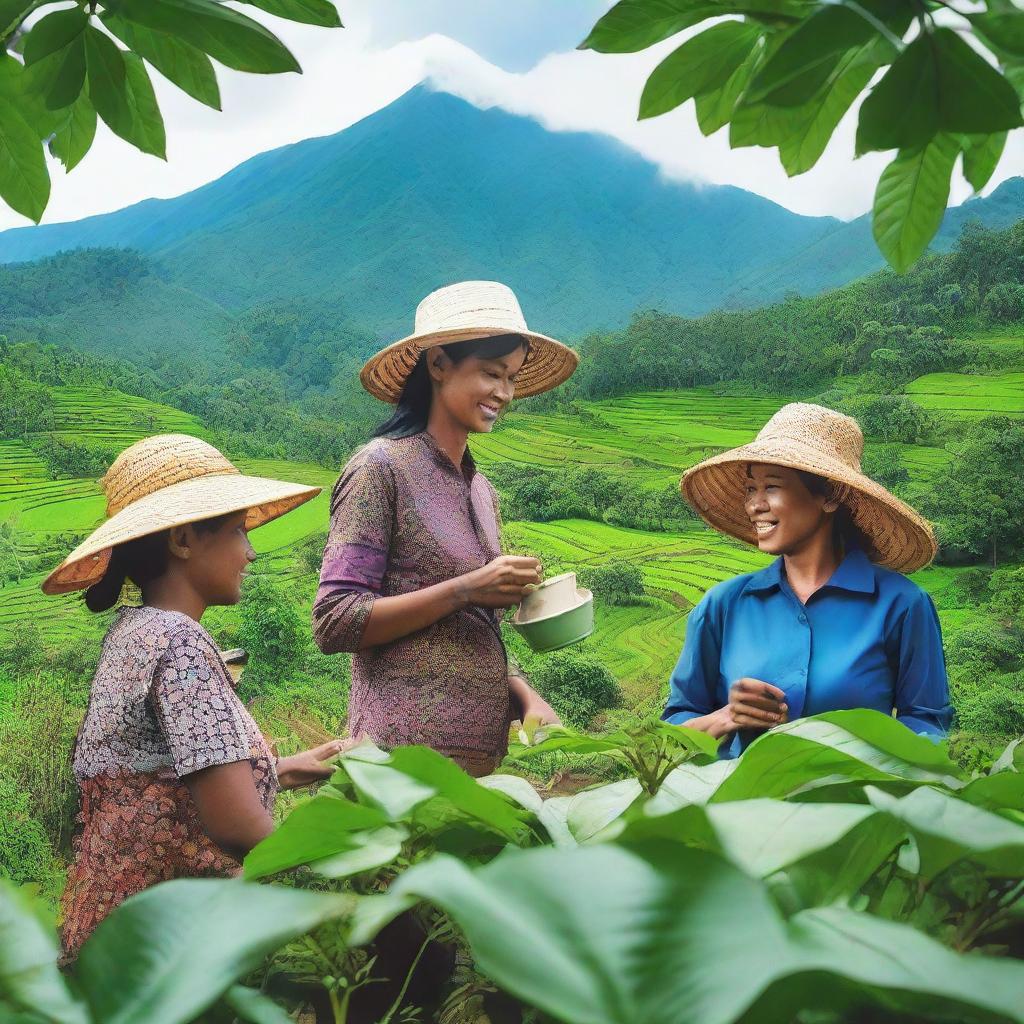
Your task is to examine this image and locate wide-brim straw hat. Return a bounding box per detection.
[360,280,578,403]
[681,403,937,573]
[42,434,321,595]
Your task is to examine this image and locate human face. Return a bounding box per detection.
[743,464,835,556]
[183,511,256,605]
[429,345,527,433]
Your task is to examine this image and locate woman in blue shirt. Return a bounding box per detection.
[664,402,952,758]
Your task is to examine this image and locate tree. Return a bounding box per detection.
[237,572,306,699]
[926,417,1024,567]
[0,0,343,222]
[531,650,622,729]
[582,1,1024,273]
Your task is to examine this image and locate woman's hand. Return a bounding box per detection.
[728,678,789,730]
[276,738,353,790]
[457,555,542,609]
[518,696,562,729]
[678,705,737,739]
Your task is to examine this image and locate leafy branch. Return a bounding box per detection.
[0,0,343,222]
[581,0,1024,271]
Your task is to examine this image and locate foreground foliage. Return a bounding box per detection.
[583,0,1024,272]
[4,710,1023,1023]
[0,0,343,222]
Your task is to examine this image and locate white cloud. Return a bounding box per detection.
[1,7,1019,232]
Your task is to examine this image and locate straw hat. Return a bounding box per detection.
[42,434,321,595]
[681,403,937,573]
[360,281,578,403]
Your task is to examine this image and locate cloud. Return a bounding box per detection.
[1,7,1018,232]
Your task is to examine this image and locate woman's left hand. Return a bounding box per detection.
[517,696,562,729]
[276,738,353,790]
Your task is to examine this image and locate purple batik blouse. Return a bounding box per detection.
[313,431,513,772]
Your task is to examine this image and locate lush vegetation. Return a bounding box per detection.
[0,0,343,222]
[583,0,1024,271]
[4,713,1024,1022]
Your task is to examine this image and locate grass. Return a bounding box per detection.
[905,370,1024,420]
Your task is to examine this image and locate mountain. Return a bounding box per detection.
[1,85,1023,345]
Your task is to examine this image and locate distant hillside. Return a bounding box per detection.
[3,84,1022,345]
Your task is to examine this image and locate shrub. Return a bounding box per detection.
[577,561,646,606]
[237,574,307,699]
[955,672,1024,736]
[0,777,65,907]
[945,619,1023,673]
[989,566,1024,622]
[983,281,1024,323]
[531,651,622,730]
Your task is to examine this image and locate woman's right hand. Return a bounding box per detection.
[457,555,543,609]
[728,678,789,729]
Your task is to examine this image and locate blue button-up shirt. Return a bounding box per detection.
[662,547,952,758]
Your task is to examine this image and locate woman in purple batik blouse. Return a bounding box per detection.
[313,281,579,775]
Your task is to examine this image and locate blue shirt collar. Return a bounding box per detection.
[741,546,877,597]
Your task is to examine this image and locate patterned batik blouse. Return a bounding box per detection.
[313,431,513,774]
[61,605,278,962]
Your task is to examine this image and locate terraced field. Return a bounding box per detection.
[906,370,1024,420]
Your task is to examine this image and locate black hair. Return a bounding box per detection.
[372,333,529,440]
[84,512,235,613]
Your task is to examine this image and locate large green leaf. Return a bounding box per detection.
[969,9,1024,59]
[961,131,1007,192]
[711,710,965,801]
[639,21,760,119]
[750,0,909,107]
[49,91,97,171]
[694,45,759,136]
[992,737,1023,774]
[579,0,719,53]
[84,25,131,137]
[119,53,167,158]
[116,0,300,74]
[0,881,89,1024]
[237,0,342,28]
[222,984,295,1024]
[866,785,1024,879]
[375,843,1024,1024]
[102,13,221,110]
[42,34,87,111]
[566,779,643,843]
[0,1,36,43]
[23,7,88,66]
[777,44,883,175]
[648,757,736,811]
[75,879,351,1024]
[0,97,48,222]
[858,28,1023,153]
[872,133,958,273]
[244,794,388,879]
[308,825,408,880]
[958,770,1024,812]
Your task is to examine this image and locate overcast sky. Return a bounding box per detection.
[1,0,1020,231]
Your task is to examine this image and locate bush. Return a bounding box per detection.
[989,566,1024,622]
[577,561,646,606]
[237,574,307,699]
[983,282,1024,323]
[531,651,622,730]
[26,436,119,480]
[955,672,1024,736]
[945,619,1023,673]
[0,777,65,906]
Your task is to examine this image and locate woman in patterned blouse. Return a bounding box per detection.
[41,434,343,961]
[314,281,579,775]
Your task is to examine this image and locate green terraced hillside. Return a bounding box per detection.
[906,370,1024,420]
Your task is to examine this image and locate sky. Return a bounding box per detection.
[1,0,1020,232]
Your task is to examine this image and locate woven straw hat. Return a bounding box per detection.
[681,403,937,573]
[360,280,578,403]
[42,434,321,595]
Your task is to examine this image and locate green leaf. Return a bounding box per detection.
[236,0,342,28]
[579,0,718,53]
[0,97,49,222]
[309,825,407,880]
[23,7,88,66]
[75,879,351,1024]
[866,785,1024,879]
[478,773,545,816]
[639,21,761,119]
[222,985,294,1024]
[49,91,97,171]
[0,2,37,44]
[102,13,221,110]
[777,44,883,175]
[244,794,388,879]
[381,843,1024,1024]
[959,771,1024,813]
[872,133,958,273]
[566,779,643,842]
[119,53,167,158]
[694,46,758,136]
[960,131,1007,192]
[858,28,1024,154]
[992,736,1023,774]
[42,34,87,111]
[0,881,89,1024]
[116,0,300,74]
[749,0,909,107]
[648,758,736,811]
[969,9,1024,59]
[84,25,131,138]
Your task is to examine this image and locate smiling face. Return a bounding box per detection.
[428,342,528,434]
[743,464,838,556]
[176,510,256,606]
